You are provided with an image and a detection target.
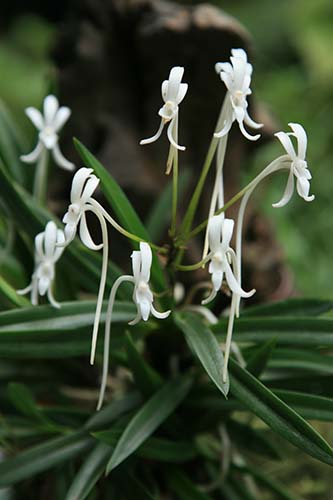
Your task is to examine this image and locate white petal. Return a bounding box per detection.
[52,143,75,171]
[20,141,43,163]
[64,223,77,243]
[31,277,39,306]
[215,62,232,74]
[131,249,141,282]
[214,114,233,138]
[38,276,50,296]
[275,131,296,159]
[34,232,45,260]
[53,107,71,132]
[201,288,217,305]
[39,131,58,149]
[17,283,33,296]
[128,309,142,326]
[288,123,307,160]
[272,168,295,208]
[225,260,255,298]
[44,221,57,258]
[150,304,171,320]
[222,218,234,249]
[47,287,61,308]
[139,242,152,282]
[139,299,151,321]
[70,168,93,203]
[231,48,247,61]
[212,270,223,291]
[140,119,165,145]
[161,80,168,101]
[176,83,188,104]
[167,119,185,151]
[166,67,184,102]
[244,111,263,129]
[239,120,260,141]
[208,215,223,252]
[43,95,59,124]
[25,107,44,130]
[53,230,65,260]
[296,176,315,202]
[81,176,99,202]
[79,212,103,250]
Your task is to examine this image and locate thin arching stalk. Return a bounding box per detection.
[33,149,49,205]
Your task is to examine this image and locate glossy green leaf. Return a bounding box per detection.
[227,420,280,460]
[85,392,142,432]
[0,431,93,487]
[74,139,166,292]
[269,348,333,373]
[106,377,192,472]
[242,298,333,317]
[125,331,162,396]
[175,312,229,396]
[213,316,333,347]
[229,358,333,465]
[0,301,136,358]
[246,338,276,378]
[65,442,111,500]
[0,100,26,185]
[274,390,333,421]
[7,382,47,423]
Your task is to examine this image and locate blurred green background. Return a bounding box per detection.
[0,0,332,299]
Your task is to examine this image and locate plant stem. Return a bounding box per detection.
[33,148,48,205]
[170,117,179,237]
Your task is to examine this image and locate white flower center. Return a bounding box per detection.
[138,281,149,292]
[44,125,55,136]
[160,101,178,121]
[212,251,223,264]
[69,203,80,216]
[40,262,53,278]
[293,158,308,177]
[233,90,244,106]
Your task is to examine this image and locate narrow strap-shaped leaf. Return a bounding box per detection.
[106,376,192,473]
[213,316,333,346]
[274,390,333,421]
[0,275,29,308]
[227,420,280,460]
[228,358,333,465]
[269,348,333,373]
[242,298,333,317]
[175,312,229,396]
[7,382,52,425]
[0,100,27,185]
[85,392,142,432]
[0,431,93,487]
[74,139,166,292]
[246,338,276,378]
[65,442,111,500]
[125,331,162,396]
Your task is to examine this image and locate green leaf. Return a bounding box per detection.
[168,467,211,500]
[274,390,333,421]
[213,316,333,347]
[242,298,333,317]
[145,170,190,241]
[0,100,27,185]
[65,442,111,500]
[94,428,197,463]
[0,431,93,487]
[106,377,192,473]
[74,139,166,293]
[228,358,333,465]
[175,312,229,396]
[246,338,276,378]
[7,382,47,423]
[125,331,162,397]
[269,348,333,373]
[85,392,142,432]
[0,275,29,308]
[0,301,136,358]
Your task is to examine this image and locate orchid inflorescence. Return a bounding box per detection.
[18,48,314,408]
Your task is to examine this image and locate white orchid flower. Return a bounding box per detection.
[215,49,262,141]
[17,221,65,308]
[97,242,170,410]
[202,215,255,305]
[62,167,102,249]
[273,123,314,207]
[140,67,188,173]
[21,95,74,171]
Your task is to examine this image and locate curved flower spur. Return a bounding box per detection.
[140,66,188,174]
[97,242,170,410]
[17,221,65,308]
[21,94,74,171]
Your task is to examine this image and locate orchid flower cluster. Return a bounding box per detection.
[18,48,314,408]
